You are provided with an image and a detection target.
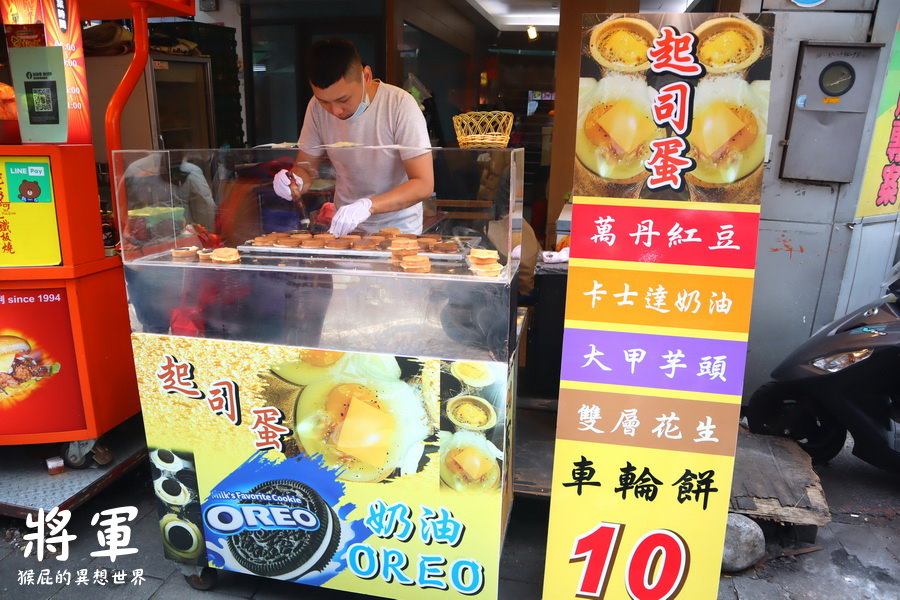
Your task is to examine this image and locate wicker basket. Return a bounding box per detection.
[452,111,513,148]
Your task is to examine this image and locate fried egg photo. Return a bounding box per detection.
[439,430,502,492]
[294,378,429,483]
[450,361,497,389]
[272,349,347,386]
[576,73,664,182]
[687,77,769,186]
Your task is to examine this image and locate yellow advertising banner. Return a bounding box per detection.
[132,333,512,599]
[544,12,772,600]
[0,155,61,266]
[545,440,734,600]
[856,24,900,218]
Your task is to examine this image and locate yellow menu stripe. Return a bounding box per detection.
[564,320,749,342]
[560,380,743,405]
[573,196,762,213]
[569,258,756,278]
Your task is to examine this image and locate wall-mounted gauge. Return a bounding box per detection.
[818,61,855,97]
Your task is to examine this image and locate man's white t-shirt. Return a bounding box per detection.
[298,81,431,233]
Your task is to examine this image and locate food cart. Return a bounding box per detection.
[114,145,523,599]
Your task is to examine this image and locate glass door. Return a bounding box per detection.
[152,56,215,149]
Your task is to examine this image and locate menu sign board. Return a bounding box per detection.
[133,333,514,600]
[544,13,773,599]
[0,155,61,266]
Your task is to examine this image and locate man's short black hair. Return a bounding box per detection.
[307,38,362,89]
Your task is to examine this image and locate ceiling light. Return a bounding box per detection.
[527,25,538,40]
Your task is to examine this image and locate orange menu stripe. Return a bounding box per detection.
[565,266,755,335]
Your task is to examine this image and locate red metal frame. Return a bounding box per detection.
[0,0,195,445]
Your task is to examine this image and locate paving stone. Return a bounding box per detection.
[717,577,738,600]
[251,576,373,599]
[827,521,900,578]
[0,547,67,600]
[733,576,790,600]
[49,575,164,600]
[147,570,255,600]
[88,510,177,581]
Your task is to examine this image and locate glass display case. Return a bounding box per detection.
[114,146,523,600]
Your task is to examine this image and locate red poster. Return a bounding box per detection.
[0,0,92,143]
[0,287,84,434]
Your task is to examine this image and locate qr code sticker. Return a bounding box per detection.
[33,88,53,112]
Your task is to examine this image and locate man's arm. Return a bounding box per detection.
[369,152,434,215]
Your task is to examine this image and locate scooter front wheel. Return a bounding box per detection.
[746,382,847,464]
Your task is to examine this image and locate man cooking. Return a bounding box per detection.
[272,38,433,236]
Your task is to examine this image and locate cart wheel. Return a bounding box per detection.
[60,442,93,469]
[91,443,114,466]
[184,567,217,591]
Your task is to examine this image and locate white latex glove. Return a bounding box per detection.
[542,247,570,263]
[329,198,373,237]
[273,169,303,201]
[510,245,522,260]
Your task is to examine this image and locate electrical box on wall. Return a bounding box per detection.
[780,41,883,184]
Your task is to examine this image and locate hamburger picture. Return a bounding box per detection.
[0,335,60,405]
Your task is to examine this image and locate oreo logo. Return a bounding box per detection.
[205,504,320,534]
[212,479,342,578]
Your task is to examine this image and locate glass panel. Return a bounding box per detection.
[401,22,470,147]
[153,59,212,149]
[113,146,524,362]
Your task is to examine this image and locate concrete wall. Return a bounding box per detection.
[739,0,900,395]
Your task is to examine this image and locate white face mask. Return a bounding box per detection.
[345,72,370,121]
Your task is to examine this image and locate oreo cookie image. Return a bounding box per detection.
[154,476,193,507]
[150,448,191,473]
[222,480,341,579]
[161,514,205,562]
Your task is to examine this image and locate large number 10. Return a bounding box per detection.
[570,522,688,600]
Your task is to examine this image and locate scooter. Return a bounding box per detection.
[746,264,900,473]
